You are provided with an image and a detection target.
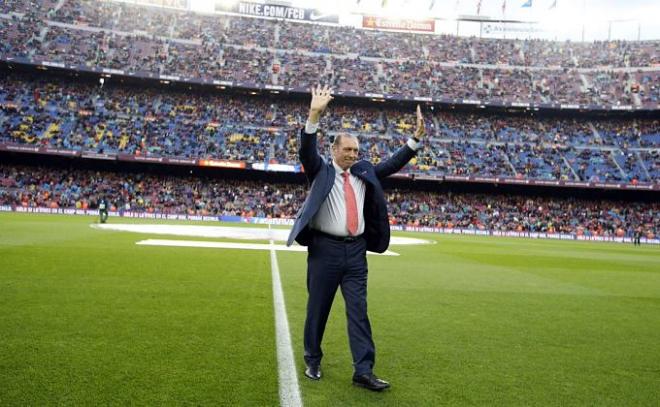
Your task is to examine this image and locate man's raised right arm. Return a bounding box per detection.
[300,85,334,177]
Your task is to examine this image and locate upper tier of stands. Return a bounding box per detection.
[1,0,658,108]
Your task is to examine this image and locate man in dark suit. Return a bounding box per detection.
[287,85,425,391]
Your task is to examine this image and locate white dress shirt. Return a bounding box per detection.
[310,161,367,237]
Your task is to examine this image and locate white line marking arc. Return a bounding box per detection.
[269,230,303,407]
[93,224,431,246]
[135,239,400,256]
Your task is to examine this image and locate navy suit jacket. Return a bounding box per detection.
[287,129,417,253]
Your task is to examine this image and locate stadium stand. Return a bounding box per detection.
[0,0,658,243]
[1,72,658,184]
[0,0,657,108]
[1,164,657,239]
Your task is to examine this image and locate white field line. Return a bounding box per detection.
[269,226,303,407]
[122,223,407,406]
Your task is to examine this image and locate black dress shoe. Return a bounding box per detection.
[304,364,321,380]
[352,373,390,391]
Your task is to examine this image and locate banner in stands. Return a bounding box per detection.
[251,162,299,172]
[362,16,435,33]
[120,0,187,9]
[198,159,246,169]
[483,23,542,35]
[215,1,339,23]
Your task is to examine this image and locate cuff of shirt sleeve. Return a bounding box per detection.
[305,120,319,134]
[407,138,422,150]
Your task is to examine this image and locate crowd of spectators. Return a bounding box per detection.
[0,164,303,218]
[1,164,657,239]
[42,1,660,68]
[1,72,658,183]
[0,8,43,59]
[1,0,59,17]
[2,1,656,246]
[0,0,657,107]
[386,187,658,239]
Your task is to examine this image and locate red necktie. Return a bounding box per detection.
[343,172,358,236]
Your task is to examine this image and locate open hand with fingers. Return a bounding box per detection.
[309,84,334,124]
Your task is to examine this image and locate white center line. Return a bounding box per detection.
[269,226,303,407]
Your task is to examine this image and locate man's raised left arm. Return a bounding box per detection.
[375,105,426,179]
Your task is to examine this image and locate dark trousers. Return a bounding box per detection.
[304,233,375,376]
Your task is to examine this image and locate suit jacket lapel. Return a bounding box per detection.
[350,161,373,183]
[314,157,334,188]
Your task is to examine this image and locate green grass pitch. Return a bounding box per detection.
[1,212,659,406]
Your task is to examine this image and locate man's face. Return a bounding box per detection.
[332,136,359,171]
